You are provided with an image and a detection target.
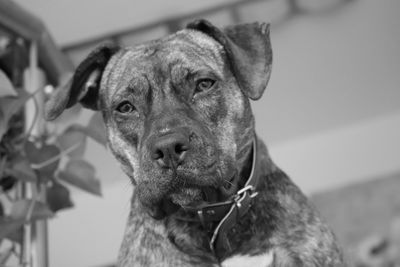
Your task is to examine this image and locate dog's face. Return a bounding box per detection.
[45,20,272,218]
[102,31,250,214]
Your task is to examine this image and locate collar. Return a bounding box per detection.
[178,135,262,260]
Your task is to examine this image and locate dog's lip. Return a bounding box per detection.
[161,198,180,216]
[176,161,218,174]
[205,160,217,169]
[169,187,204,206]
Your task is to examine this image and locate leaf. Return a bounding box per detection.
[0,70,16,97]
[5,227,22,243]
[0,200,53,242]
[0,176,17,191]
[0,245,13,264]
[0,90,31,141]
[58,159,102,196]
[51,103,82,124]
[0,218,24,241]
[57,124,87,158]
[10,199,54,221]
[5,156,37,182]
[24,141,60,181]
[46,182,74,212]
[85,112,107,146]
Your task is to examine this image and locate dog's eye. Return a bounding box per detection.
[116,101,135,114]
[195,78,215,93]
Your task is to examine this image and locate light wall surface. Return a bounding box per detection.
[13,0,237,46]
[254,0,400,143]
[12,0,400,266]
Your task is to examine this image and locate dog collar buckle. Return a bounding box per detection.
[234,185,258,208]
[235,185,258,199]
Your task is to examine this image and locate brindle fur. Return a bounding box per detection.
[45,20,345,266]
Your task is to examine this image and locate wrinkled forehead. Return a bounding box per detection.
[100,30,225,97]
[163,29,224,59]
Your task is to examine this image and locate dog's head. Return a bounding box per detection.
[45,20,272,219]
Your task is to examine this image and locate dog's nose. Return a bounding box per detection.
[150,133,189,168]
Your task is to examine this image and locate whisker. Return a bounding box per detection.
[223,179,234,186]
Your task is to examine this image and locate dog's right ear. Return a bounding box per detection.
[44,43,120,121]
[186,20,272,100]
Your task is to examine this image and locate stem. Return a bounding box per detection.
[0,156,7,178]
[12,243,19,257]
[3,190,15,202]
[30,142,81,170]
[24,196,37,223]
[21,42,39,267]
[22,96,39,146]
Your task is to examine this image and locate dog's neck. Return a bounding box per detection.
[195,134,255,203]
[236,137,254,189]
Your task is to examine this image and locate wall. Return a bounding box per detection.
[13,0,237,46]
[253,0,400,143]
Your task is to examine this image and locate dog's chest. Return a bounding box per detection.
[221,251,274,267]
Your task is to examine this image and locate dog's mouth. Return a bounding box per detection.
[167,165,237,206]
[169,187,204,206]
[146,187,204,219]
[147,172,238,220]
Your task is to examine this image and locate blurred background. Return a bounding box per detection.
[1,0,399,266]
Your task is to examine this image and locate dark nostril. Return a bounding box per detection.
[153,149,164,160]
[175,143,188,155]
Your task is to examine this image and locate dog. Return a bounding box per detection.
[45,20,345,266]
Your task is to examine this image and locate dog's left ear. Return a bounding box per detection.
[187,20,272,100]
[44,43,120,121]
